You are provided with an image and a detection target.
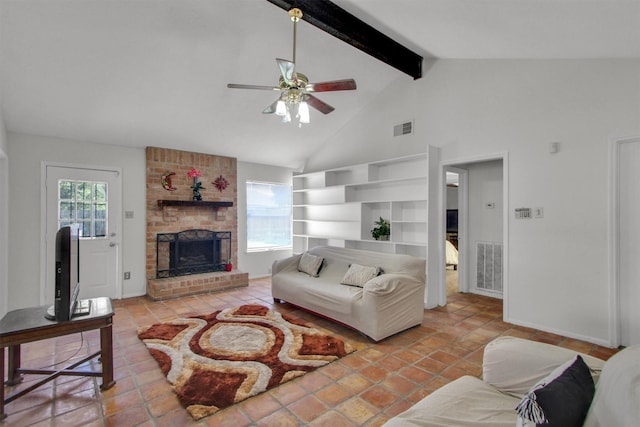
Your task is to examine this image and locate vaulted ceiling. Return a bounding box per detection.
[1,0,638,169]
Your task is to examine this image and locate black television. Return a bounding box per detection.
[446,209,459,233]
[45,225,89,321]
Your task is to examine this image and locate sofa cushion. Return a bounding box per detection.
[516,355,594,427]
[383,375,519,427]
[297,252,324,277]
[341,263,381,287]
[482,336,604,397]
[583,344,640,427]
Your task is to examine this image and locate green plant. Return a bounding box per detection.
[371,217,390,240]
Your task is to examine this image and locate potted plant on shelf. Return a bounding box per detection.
[225,258,233,271]
[371,217,390,241]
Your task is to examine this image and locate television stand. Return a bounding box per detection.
[0,297,115,420]
[43,298,92,321]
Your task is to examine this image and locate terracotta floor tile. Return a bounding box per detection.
[240,392,282,421]
[337,373,373,394]
[295,370,333,392]
[361,385,398,409]
[382,375,416,395]
[377,355,406,371]
[103,404,151,427]
[320,361,353,380]
[255,408,300,427]
[146,392,182,418]
[429,350,459,365]
[340,353,370,370]
[393,349,423,364]
[204,406,251,427]
[415,357,447,374]
[360,364,389,382]
[287,395,328,423]
[268,380,308,406]
[154,407,199,427]
[315,383,352,406]
[52,403,103,426]
[337,396,378,425]
[398,365,433,384]
[309,410,357,427]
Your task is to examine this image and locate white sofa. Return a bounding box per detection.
[385,336,640,426]
[271,246,426,341]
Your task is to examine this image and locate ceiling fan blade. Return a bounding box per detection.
[262,99,280,114]
[305,94,335,114]
[227,83,280,91]
[306,79,357,92]
[276,58,295,84]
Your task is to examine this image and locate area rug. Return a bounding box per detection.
[137,304,356,420]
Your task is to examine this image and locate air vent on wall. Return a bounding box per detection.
[393,120,413,137]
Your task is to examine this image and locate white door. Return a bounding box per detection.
[618,138,640,346]
[45,164,121,303]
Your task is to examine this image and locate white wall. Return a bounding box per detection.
[237,161,293,278]
[7,133,147,309]
[305,59,640,346]
[0,112,8,318]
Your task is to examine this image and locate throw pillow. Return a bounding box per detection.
[341,263,381,287]
[515,355,595,427]
[297,252,324,277]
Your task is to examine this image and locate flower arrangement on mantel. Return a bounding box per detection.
[371,217,390,241]
[187,168,205,200]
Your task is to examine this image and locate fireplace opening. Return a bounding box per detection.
[156,229,231,278]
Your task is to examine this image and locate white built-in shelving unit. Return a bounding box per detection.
[292,153,429,258]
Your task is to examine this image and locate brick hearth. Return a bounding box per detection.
[145,147,248,300]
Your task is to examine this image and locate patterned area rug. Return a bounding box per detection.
[138,304,356,420]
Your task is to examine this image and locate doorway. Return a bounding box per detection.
[613,136,640,346]
[43,164,122,303]
[444,167,467,296]
[440,156,507,306]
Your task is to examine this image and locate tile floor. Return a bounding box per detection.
[2,277,618,426]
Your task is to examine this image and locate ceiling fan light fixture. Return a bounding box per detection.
[298,101,310,124]
[282,109,292,123]
[275,98,287,116]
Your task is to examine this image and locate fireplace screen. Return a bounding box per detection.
[156,229,231,278]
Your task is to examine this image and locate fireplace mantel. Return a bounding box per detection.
[157,200,233,208]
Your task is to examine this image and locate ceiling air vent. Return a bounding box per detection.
[393,120,413,137]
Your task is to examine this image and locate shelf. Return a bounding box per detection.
[292,153,429,256]
[157,200,233,208]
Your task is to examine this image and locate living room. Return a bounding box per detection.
[0,0,639,425]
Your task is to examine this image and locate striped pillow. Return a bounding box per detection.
[341,263,381,287]
[297,252,324,277]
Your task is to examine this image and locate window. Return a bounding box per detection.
[58,180,108,238]
[246,181,292,251]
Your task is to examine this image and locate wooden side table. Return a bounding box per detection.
[0,297,115,420]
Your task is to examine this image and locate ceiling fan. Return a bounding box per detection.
[227,7,357,125]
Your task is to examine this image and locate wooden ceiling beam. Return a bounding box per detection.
[266,0,423,79]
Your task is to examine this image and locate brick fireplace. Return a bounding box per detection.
[145,147,248,300]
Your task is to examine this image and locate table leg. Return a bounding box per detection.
[1,346,6,420]
[99,324,115,390]
[6,345,22,385]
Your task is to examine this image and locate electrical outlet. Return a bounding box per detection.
[267,267,272,274]
[124,272,131,280]
[534,207,544,218]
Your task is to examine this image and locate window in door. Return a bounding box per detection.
[58,180,108,238]
[246,181,292,251]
